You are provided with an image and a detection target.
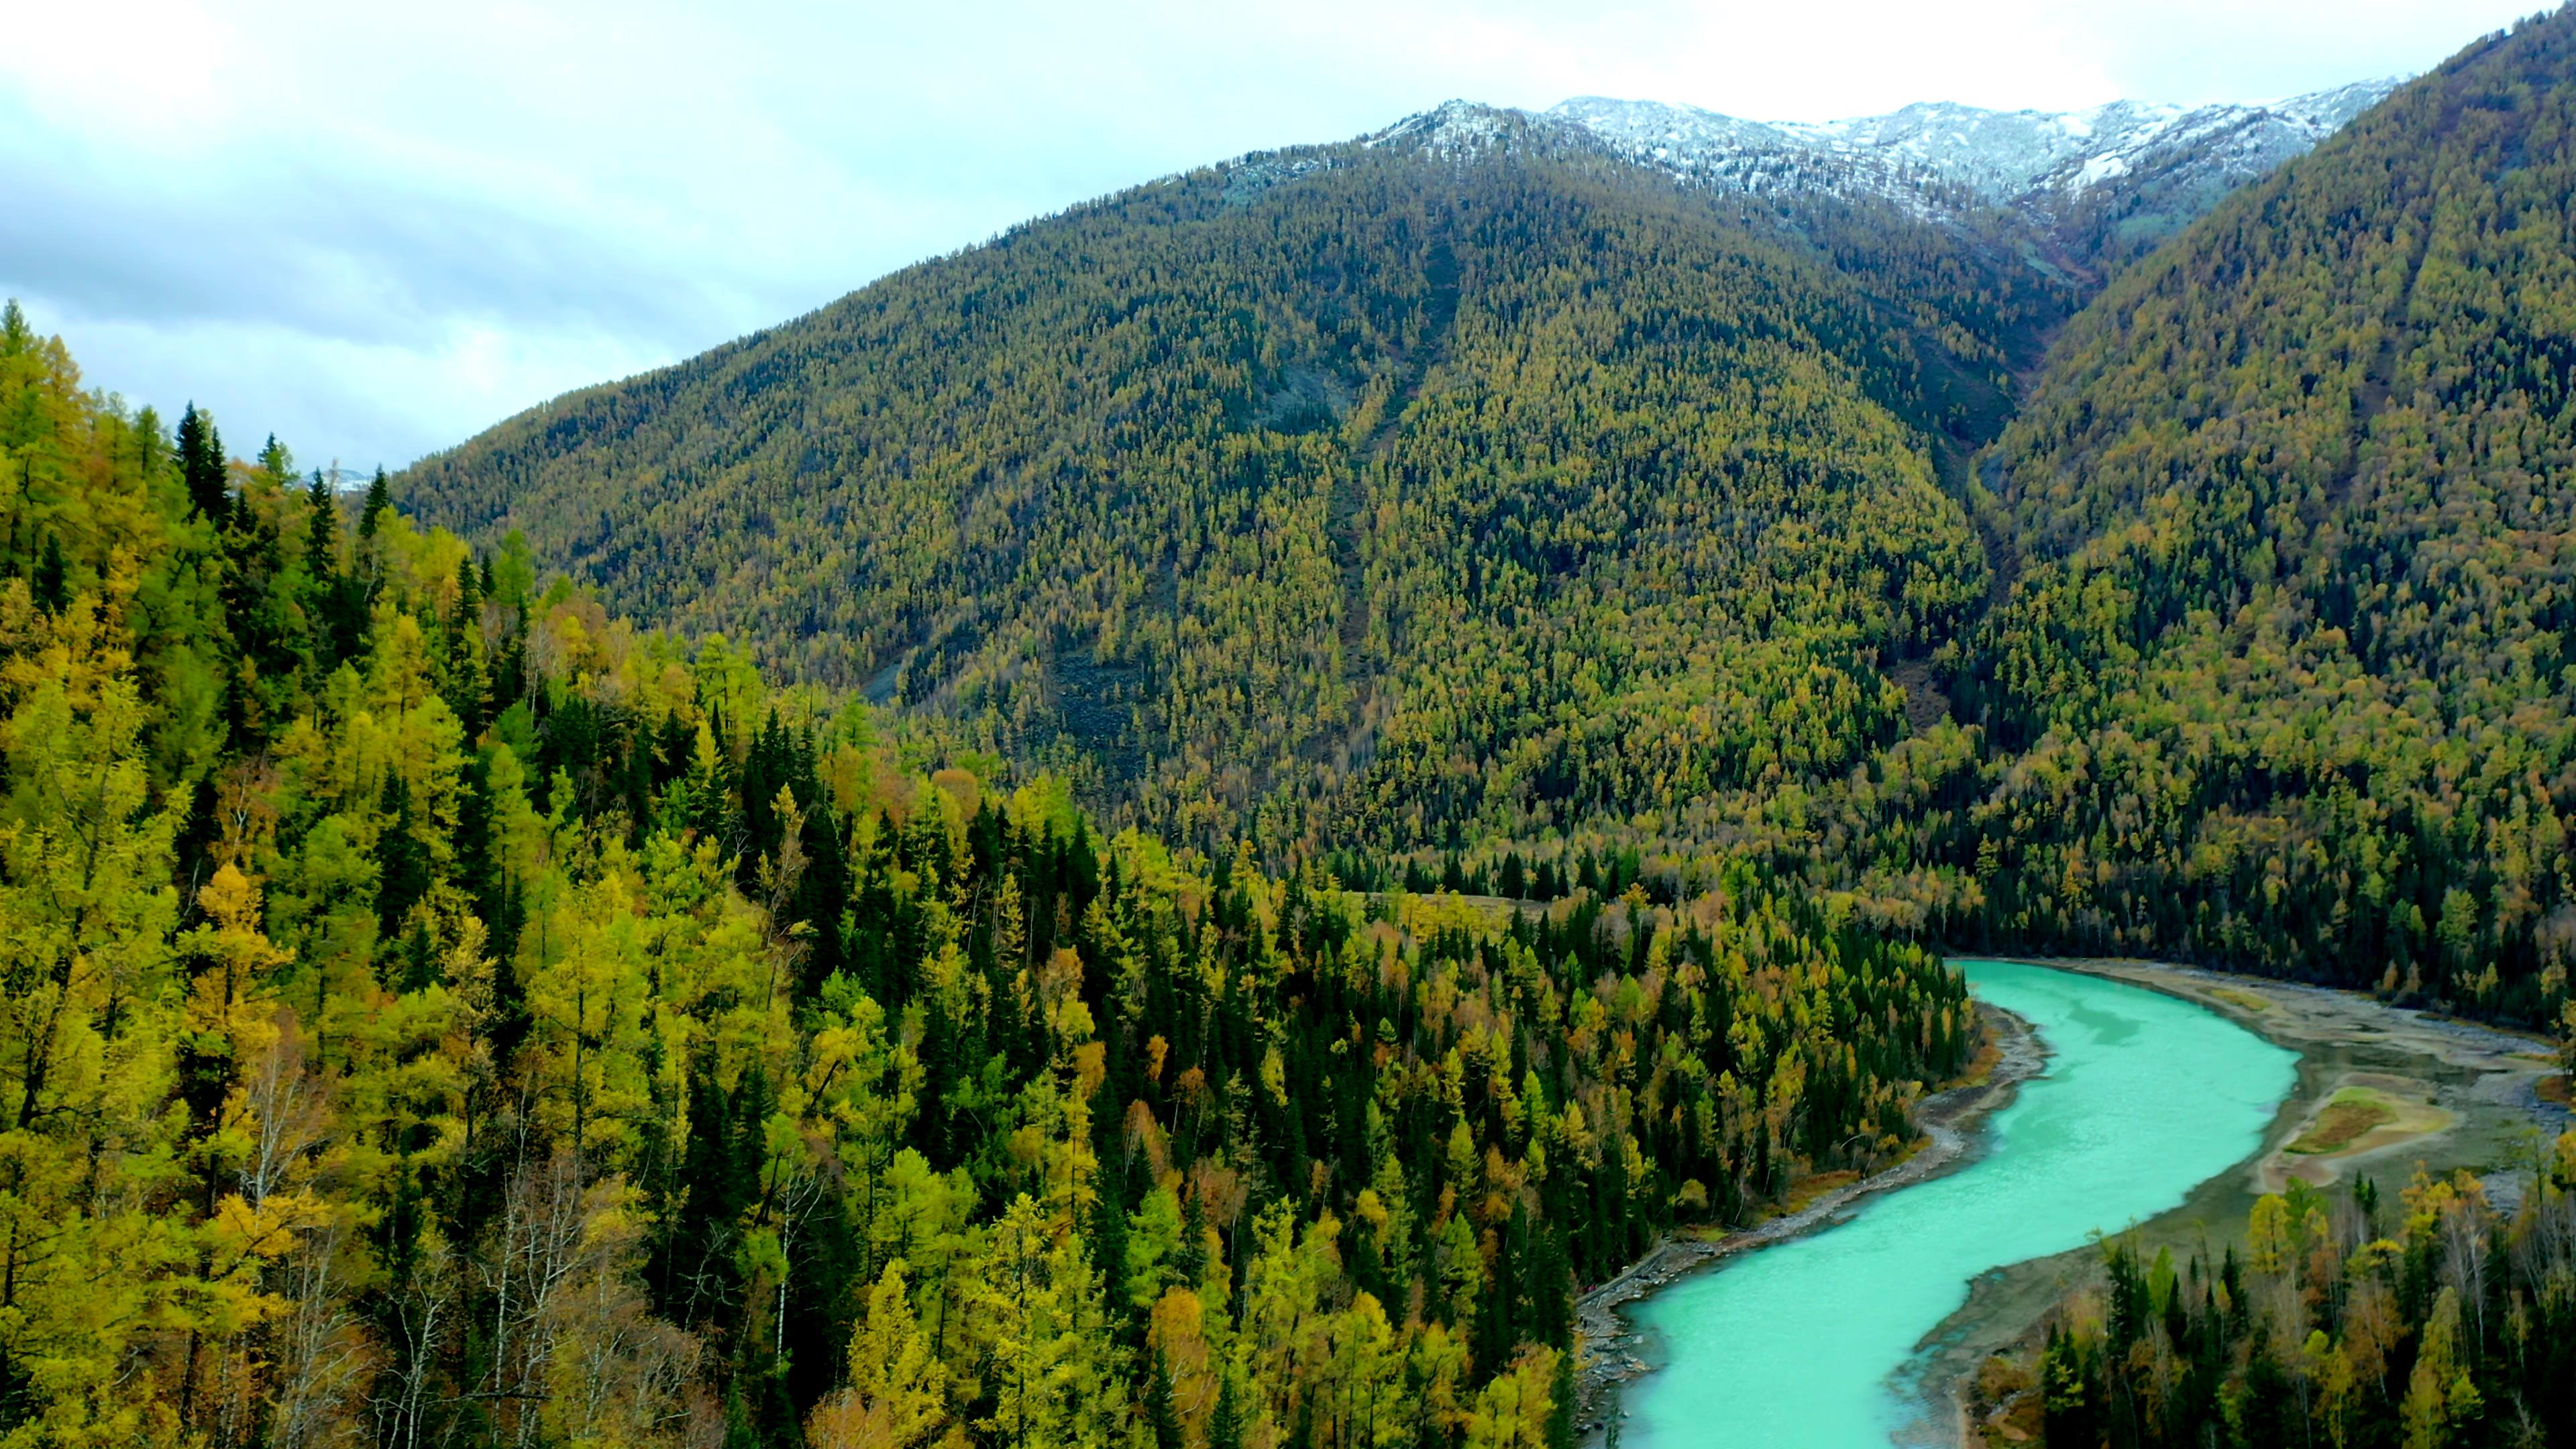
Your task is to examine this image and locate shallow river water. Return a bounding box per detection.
[1620,959,2298,1449]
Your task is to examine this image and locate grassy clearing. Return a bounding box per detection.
[2207,986,2272,1013]
[1951,1032,2006,1089]
[1780,1169,1862,1212]
[2287,1088,2398,1155]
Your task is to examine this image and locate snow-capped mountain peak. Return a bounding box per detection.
[1363,99,1541,158]
[1546,80,2404,211]
[1248,78,2404,272]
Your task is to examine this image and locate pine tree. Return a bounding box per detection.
[376,775,431,943]
[31,534,65,614]
[359,466,391,541]
[303,470,337,577]
[176,402,227,525]
[1210,1368,1245,1449]
[1546,1345,1575,1449]
[257,433,292,485]
[1146,1348,1185,1449]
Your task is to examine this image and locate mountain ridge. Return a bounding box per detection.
[1549,79,2400,205]
[1344,78,2400,270]
[392,62,2408,863]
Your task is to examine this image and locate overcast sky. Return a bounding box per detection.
[1,0,2540,472]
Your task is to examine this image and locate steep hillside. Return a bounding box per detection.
[400,27,2576,1023]
[404,118,2061,857]
[0,306,1976,1448]
[1932,11,2576,1016]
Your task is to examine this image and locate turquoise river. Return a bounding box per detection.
[1621,958,2299,1448]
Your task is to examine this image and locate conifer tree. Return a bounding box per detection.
[176,402,227,525]
[360,465,391,539]
[303,469,337,576]
[30,534,64,614]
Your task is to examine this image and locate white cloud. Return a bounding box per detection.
[0,0,2537,470]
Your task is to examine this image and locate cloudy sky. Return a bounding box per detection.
[1,0,2537,472]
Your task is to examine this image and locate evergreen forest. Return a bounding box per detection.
[9,4,2576,1448]
[1995,1152,2576,1449]
[0,303,1977,1447]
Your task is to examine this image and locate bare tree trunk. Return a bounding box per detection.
[270,1226,371,1449]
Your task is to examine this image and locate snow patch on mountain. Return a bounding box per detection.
[1364,99,1542,158]
[1545,80,2402,213]
[1222,80,2402,264]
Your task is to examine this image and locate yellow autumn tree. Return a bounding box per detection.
[808,1263,952,1449]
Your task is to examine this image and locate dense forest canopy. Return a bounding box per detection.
[0,303,1977,1448]
[11,6,2576,1447]
[1994,1153,2576,1449]
[394,13,2576,1035]
[398,116,2067,867]
[1924,11,2576,1022]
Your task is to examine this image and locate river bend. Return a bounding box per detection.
[1621,959,2297,1448]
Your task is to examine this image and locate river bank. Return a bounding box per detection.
[1571,1000,2048,1436]
[1922,957,2573,1449]
[1570,954,2572,1449]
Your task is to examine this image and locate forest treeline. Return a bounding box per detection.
[1985,1149,2576,1449]
[0,305,1978,1448]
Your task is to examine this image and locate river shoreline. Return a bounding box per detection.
[1572,1000,2049,1438]
[1925,956,2572,1449]
[1574,954,2573,1449]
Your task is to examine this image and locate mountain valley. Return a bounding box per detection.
[2,8,2573,1449]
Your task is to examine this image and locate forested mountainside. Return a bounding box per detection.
[0,305,1978,1448]
[401,123,2065,858]
[401,76,2405,873]
[397,11,2576,1037]
[1911,11,2576,1023]
[398,11,2576,1035]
